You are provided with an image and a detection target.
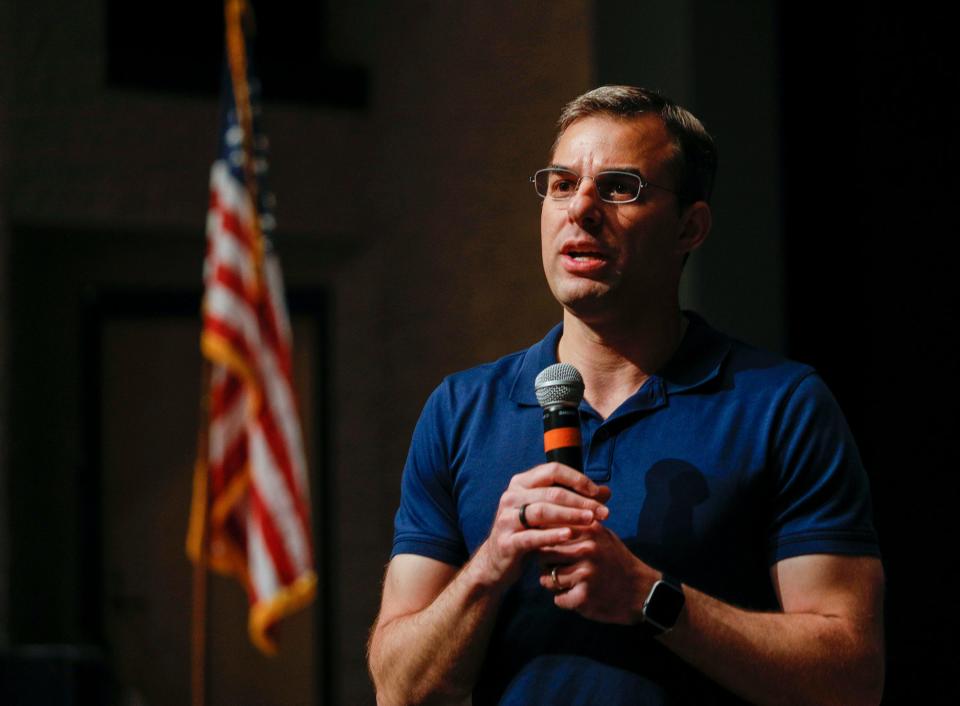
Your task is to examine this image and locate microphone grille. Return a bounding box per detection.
[534,363,585,408]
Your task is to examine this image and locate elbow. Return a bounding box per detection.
[782,630,884,706]
[855,647,885,706]
[844,631,885,706]
[373,687,408,706]
[374,685,469,706]
[367,626,391,703]
[368,654,407,706]
[368,628,467,706]
[375,691,417,706]
[366,625,411,706]
[371,666,471,706]
[373,674,471,706]
[820,644,884,706]
[817,612,884,706]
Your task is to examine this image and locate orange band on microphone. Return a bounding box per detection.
[544,426,582,453]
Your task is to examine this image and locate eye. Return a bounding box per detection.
[547,171,579,197]
[598,173,640,201]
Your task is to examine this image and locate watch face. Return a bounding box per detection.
[645,580,685,630]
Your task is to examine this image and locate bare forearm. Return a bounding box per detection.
[369,466,610,704]
[662,585,884,706]
[543,542,884,705]
[369,561,504,705]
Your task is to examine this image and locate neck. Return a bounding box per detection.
[557,307,688,419]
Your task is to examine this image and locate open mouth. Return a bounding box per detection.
[560,247,610,274]
[566,251,606,260]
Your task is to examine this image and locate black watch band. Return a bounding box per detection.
[641,573,685,637]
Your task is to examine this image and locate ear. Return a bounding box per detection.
[676,201,712,255]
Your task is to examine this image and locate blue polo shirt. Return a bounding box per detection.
[392,313,879,705]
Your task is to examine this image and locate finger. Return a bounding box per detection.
[513,463,608,499]
[540,566,562,591]
[539,563,579,592]
[537,534,600,563]
[504,527,572,554]
[507,485,611,516]
[553,580,588,610]
[519,502,598,529]
[594,485,612,504]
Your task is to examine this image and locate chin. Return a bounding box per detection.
[552,277,615,308]
[558,291,615,320]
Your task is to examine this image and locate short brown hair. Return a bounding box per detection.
[552,85,718,206]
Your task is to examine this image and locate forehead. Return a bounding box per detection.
[552,114,677,174]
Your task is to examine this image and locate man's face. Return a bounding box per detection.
[540,114,693,323]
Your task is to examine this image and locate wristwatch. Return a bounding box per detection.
[641,574,685,636]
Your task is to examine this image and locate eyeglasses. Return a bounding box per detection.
[530,167,676,204]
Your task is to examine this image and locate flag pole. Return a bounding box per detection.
[191,359,213,706]
[225,0,265,277]
[190,7,254,703]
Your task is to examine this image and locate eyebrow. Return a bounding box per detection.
[548,164,646,177]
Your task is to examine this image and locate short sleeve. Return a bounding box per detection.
[766,372,880,564]
[391,382,469,566]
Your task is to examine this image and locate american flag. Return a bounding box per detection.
[187,1,315,655]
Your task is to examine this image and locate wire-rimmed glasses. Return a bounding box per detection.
[530,167,676,204]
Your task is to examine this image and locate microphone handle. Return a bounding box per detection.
[542,404,583,472]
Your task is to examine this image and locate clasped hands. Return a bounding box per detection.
[473,462,652,625]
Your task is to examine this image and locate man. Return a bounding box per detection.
[367,86,884,705]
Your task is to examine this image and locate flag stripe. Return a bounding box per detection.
[210,432,248,497]
[250,483,297,586]
[256,400,311,533]
[249,423,312,570]
[212,264,256,309]
[209,372,244,423]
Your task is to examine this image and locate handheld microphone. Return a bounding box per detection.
[534,363,585,471]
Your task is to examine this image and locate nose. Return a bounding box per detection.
[567,176,603,230]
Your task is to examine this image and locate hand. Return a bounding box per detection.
[538,522,657,625]
[468,463,611,590]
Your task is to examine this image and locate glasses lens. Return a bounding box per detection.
[535,169,579,199]
[595,172,641,202]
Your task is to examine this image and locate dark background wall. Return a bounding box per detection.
[1,0,956,704]
[779,4,958,701]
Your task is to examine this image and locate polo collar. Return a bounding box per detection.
[509,323,564,406]
[508,312,730,408]
[659,311,731,394]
